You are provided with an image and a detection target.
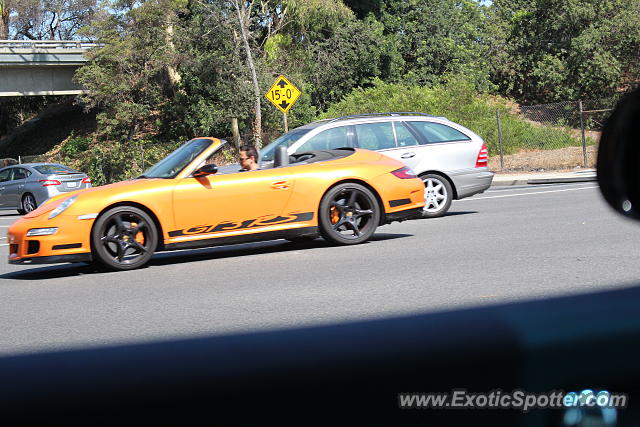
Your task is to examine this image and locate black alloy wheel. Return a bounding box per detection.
[91,206,158,271]
[318,183,380,245]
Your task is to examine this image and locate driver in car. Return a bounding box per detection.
[239,145,259,171]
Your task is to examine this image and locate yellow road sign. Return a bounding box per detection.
[265,75,301,114]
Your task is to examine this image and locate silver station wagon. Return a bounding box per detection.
[260,113,494,218]
[0,163,91,214]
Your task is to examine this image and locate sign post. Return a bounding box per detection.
[265,75,301,133]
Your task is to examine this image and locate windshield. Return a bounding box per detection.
[141,138,213,179]
[259,128,311,162]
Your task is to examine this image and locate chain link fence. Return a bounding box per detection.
[491,99,615,172]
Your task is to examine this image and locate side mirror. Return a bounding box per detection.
[597,88,640,220]
[193,163,218,178]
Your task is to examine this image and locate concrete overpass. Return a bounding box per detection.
[0,40,96,96]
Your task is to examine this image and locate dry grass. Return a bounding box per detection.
[489,145,598,172]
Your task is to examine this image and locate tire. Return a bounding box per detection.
[19,193,37,215]
[420,174,453,218]
[91,206,158,271]
[318,183,380,245]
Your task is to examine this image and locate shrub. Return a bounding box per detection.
[321,78,593,156]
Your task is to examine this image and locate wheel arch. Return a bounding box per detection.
[418,171,458,200]
[321,179,387,226]
[20,191,35,201]
[91,201,166,251]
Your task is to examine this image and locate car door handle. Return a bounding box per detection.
[271,181,290,190]
[400,152,416,159]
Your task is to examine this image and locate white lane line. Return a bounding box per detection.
[486,183,594,193]
[459,185,599,201]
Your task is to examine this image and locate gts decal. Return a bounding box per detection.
[169,212,314,237]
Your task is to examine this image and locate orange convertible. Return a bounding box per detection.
[8,138,425,270]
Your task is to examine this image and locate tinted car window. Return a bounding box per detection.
[297,127,350,152]
[0,169,11,182]
[260,128,311,162]
[354,122,396,150]
[394,122,420,147]
[12,168,29,179]
[409,121,471,143]
[33,164,80,174]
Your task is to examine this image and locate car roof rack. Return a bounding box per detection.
[325,112,437,123]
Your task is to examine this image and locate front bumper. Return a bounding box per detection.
[7,213,94,265]
[9,253,92,265]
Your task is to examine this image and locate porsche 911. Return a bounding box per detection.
[7,138,425,270]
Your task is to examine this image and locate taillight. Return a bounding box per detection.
[475,143,488,168]
[391,167,417,179]
[81,177,91,184]
[39,179,61,186]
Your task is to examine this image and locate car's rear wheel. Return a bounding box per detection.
[91,206,158,271]
[18,193,37,215]
[421,174,452,218]
[318,183,380,245]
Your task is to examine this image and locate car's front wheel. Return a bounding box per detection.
[318,183,380,245]
[421,173,453,218]
[91,206,158,271]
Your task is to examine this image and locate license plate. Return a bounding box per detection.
[67,181,78,188]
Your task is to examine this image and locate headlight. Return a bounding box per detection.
[49,196,77,219]
[26,228,58,236]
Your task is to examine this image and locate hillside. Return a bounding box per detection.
[0,98,96,159]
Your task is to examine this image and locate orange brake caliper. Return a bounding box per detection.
[330,206,340,224]
[131,222,145,245]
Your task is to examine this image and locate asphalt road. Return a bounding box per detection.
[1,182,639,355]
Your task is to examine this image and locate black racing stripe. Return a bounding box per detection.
[293,212,314,221]
[389,198,411,208]
[52,243,82,250]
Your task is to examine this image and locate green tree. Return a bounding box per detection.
[161,0,254,141]
[376,0,490,86]
[75,0,184,141]
[488,0,640,103]
[307,16,403,109]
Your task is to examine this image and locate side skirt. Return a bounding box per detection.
[163,226,319,251]
[384,208,423,224]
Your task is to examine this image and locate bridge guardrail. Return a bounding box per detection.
[0,40,99,49]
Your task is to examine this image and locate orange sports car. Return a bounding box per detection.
[7,138,425,270]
